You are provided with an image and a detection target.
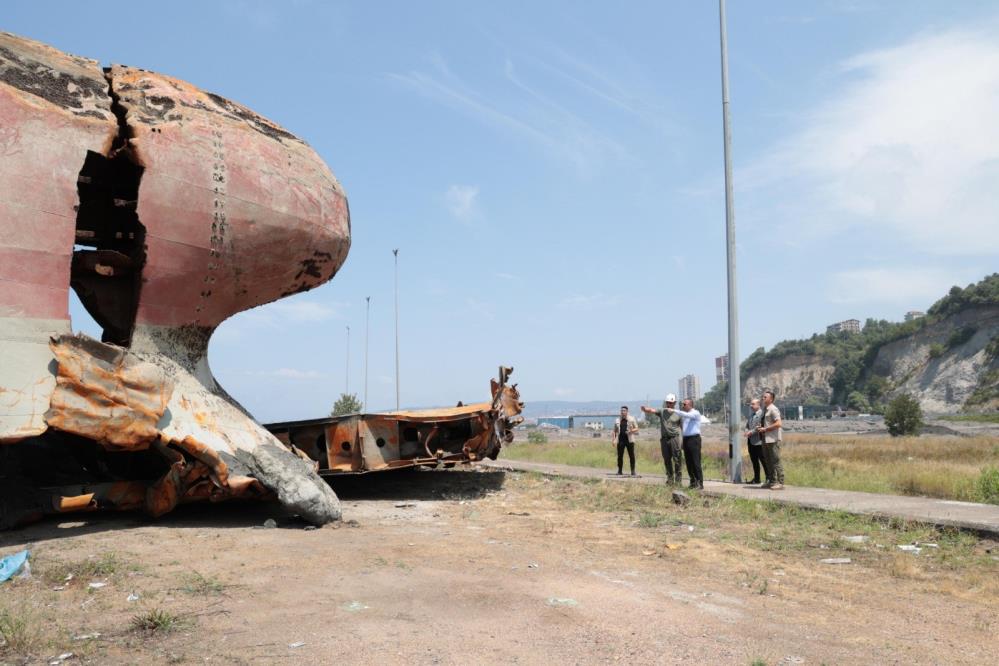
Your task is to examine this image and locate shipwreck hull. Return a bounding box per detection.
[0,32,348,527]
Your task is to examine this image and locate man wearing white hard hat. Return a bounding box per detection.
[640,394,684,484]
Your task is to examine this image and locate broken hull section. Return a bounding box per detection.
[266,368,524,475]
[0,32,348,527]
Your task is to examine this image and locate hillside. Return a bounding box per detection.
[702,273,999,415]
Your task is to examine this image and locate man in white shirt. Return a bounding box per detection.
[666,398,703,489]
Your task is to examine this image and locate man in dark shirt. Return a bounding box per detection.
[611,406,638,476]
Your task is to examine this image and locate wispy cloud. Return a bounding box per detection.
[243,368,325,380]
[444,184,480,222]
[465,297,495,320]
[557,292,621,311]
[743,26,999,255]
[827,267,982,305]
[388,53,629,173]
[553,387,575,397]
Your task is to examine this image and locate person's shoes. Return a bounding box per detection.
[616,471,623,476]
[696,483,704,490]
[770,483,784,490]
[630,471,636,476]
[745,478,761,484]
[761,482,773,489]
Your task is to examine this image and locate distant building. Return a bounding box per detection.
[904,310,925,322]
[537,414,621,430]
[826,319,861,335]
[678,374,701,403]
[714,354,729,384]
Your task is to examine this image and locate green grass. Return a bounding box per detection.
[41,551,136,585]
[938,413,999,423]
[503,439,728,479]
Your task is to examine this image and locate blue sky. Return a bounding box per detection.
[7,1,999,420]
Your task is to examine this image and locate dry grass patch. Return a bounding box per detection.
[506,472,999,603]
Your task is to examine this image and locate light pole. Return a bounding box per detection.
[364,295,370,411]
[345,325,350,395]
[393,248,400,410]
[719,0,742,483]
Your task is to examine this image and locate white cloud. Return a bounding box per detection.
[745,27,999,255]
[557,292,621,310]
[553,387,575,397]
[233,298,346,330]
[826,267,982,305]
[445,185,480,222]
[267,300,342,322]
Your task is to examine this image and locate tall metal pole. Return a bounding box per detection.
[393,249,400,410]
[345,325,350,395]
[719,0,742,483]
[364,295,370,411]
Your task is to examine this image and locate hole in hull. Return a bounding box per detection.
[70,71,145,346]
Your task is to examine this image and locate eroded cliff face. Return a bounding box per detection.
[872,306,999,414]
[740,306,999,414]
[742,355,836,405]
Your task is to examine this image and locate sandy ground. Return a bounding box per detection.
[2,469,997,665]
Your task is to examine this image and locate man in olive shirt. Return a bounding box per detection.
[756,390,784,489]
[641,393,683,484]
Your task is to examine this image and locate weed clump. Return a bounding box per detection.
[131,608,184,633]
[0,604,41,656]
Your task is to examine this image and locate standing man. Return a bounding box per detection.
[666,398,704,490]
[756,390,784,489]
[641,394,683,484]
[611,406,639,476]
[743,398,764,485]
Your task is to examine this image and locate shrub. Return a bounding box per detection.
[946,325,976,349]
[976,467,999,505]
[928,343,945,359]
[884,394,923,437]
[527,430,548,444]
[847,391,871,412]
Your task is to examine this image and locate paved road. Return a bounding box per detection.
[483,458,999,537]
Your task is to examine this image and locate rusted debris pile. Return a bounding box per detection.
[268,367,524,475]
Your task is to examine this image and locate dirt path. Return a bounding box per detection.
[1,469,997,665]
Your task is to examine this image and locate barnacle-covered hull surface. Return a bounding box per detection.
[0,32,349,528]
[266,368,524,475]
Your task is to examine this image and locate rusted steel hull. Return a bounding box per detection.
[0,32,348,528]
[266,368,524,475]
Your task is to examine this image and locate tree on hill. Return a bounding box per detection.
[331,392,363,416]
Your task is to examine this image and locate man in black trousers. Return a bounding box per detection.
[611,405,638,476]
[665,398,704,489]
[743,398,765,484]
